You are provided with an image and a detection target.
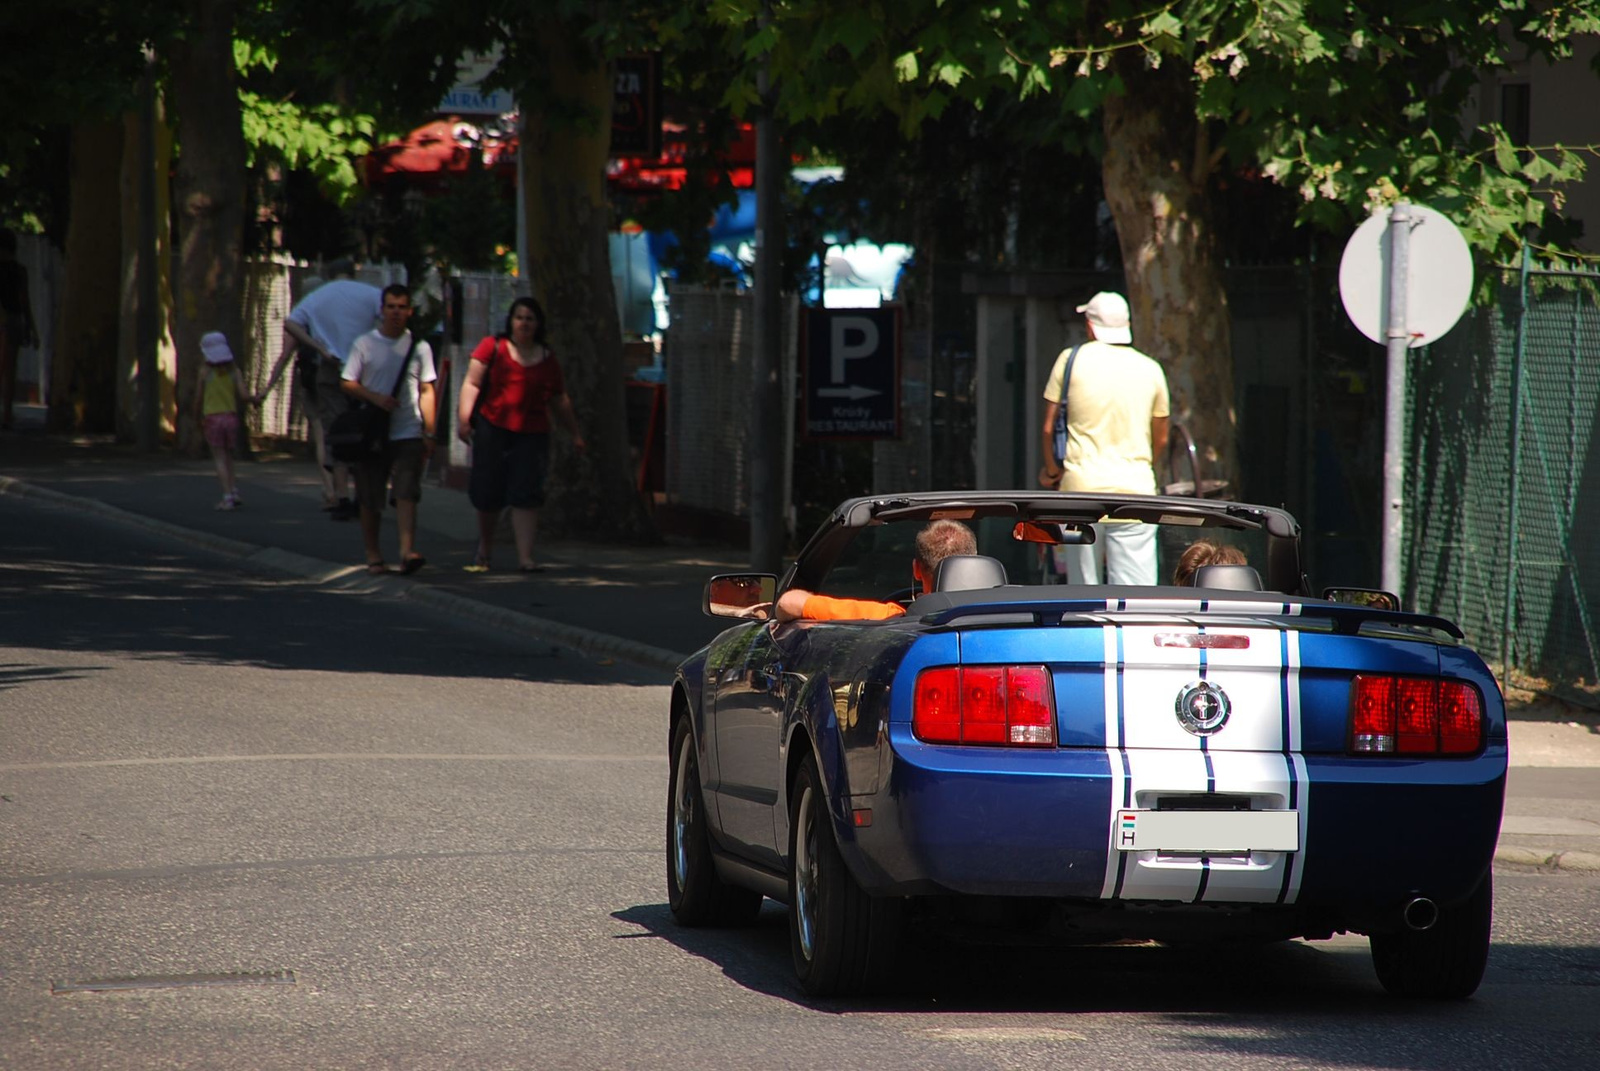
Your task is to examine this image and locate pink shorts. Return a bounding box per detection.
[203,412,240,450]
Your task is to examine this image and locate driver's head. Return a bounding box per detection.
[913,520,978,592]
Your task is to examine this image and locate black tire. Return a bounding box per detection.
[1370,872,1493,999]
[788,753,901,997]
[666,717,764,926]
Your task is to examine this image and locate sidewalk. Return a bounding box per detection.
[3,418,1599,876]
[0,423,747,672]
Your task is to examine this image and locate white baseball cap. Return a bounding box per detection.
[201,331,235,365]
[1076,291,1132,345]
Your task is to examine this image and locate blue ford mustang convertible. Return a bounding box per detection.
[665,492,1506,998]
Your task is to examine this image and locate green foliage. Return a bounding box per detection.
[704,0,1600,266]
[238,93,380,201]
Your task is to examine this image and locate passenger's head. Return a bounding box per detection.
[1172,540,1247,586]
[325,256,356,279]
[913,519,978,591]
[503,297,548,346]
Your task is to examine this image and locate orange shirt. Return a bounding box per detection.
[800,595,906,621]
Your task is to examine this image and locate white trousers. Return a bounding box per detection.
[1061,522,1158,586]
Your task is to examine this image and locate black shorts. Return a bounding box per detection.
[352,438,426,513]
[468,417,550,512]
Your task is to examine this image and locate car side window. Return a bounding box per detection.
[818,523,917,601]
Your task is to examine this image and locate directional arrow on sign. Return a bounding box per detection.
[817,385,883,400]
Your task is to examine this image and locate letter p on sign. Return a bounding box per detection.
[830,317,880,383]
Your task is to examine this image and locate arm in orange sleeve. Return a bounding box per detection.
[799,594,907,621]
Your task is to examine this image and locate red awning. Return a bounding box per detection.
[364,120,517,189]
[364,118,757,193]
[607,121,756,192]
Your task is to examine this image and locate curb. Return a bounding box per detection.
[1494,844,1600,875]
[2,475,262,561]
[1,474,687,675]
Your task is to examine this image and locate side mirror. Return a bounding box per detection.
[705,573,778,619]
[1012,520,1096,545]
[1322,587,1400,612]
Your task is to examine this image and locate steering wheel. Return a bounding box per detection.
[885,586,919,605]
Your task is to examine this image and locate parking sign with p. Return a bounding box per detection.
[802,307,900,440]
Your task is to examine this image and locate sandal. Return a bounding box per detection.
[519,563,545,573]
[464,550,490,574]
[366,560,389,575]
[400,554,427,576]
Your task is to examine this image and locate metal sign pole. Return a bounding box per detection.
[1380,202,1413,595]
[749,0,785,574]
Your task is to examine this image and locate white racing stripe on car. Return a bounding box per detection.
[1100,623,1306,905]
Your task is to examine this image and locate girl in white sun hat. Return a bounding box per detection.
[196,331,248,510]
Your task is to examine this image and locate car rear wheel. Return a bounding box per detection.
[1370,872,1492,999]
[667,717,763,926]
[788,753,900,996]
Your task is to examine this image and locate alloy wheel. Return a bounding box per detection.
[794,783,819,962]
[672,735,695,892]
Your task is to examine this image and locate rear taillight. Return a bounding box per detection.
[913,665,1056,747]
[1350,675,1484,755]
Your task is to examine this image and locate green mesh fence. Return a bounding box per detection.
[1407,260,1600,690]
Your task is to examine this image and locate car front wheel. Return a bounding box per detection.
[1370,872,1492,999]
[788,752,900,996]
[667,717,763,926]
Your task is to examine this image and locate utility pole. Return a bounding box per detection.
[748,1,785,573]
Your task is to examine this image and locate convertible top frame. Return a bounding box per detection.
[784,492,1307,595]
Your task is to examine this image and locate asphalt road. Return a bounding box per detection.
[2,494,1597,1070]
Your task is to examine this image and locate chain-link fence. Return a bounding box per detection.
[1407,257,1600,691]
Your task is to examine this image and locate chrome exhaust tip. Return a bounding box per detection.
[1402,896,1439,931]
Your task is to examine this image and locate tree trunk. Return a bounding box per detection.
[50,120,124,433]
[117,92,174,441]
[168,0,245,455]
[522,16,656,541]
[1100,58,1237,494]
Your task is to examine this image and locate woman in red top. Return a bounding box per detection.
[455,297,585,571]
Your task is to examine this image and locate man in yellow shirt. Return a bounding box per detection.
[1038,291,1169,585]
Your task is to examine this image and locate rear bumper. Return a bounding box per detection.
[840,735,1506,921]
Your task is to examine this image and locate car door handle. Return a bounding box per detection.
[755,667,782,693]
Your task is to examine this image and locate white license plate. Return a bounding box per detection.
[1115,809,1299,852]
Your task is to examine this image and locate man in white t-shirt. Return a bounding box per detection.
[1038,291,1170,586]
[341,284,437,576]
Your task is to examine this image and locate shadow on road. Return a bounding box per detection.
[615,898,1600,1033]
[0,536,663,689]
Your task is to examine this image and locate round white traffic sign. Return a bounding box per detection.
[1338,203,1474,348]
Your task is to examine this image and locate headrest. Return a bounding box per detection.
[934,554,1008,592]
[1192,564,1263,591]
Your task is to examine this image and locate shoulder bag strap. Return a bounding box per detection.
[381,334,418,400]
[1051,343,1082,462]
